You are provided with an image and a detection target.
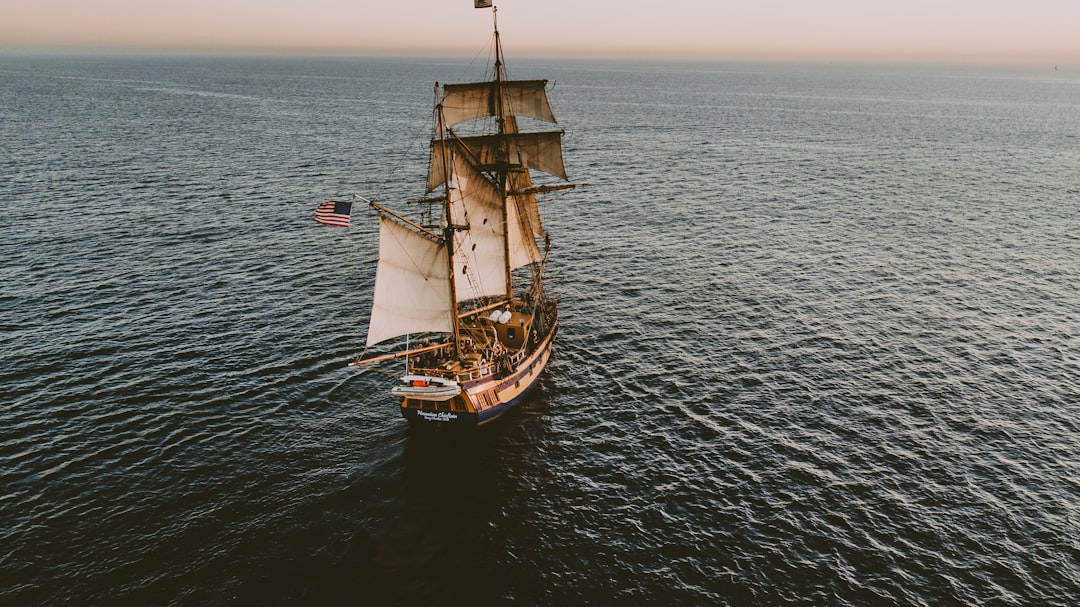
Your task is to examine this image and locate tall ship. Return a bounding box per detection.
[351,4,578,428]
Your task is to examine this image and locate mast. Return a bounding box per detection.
[493,6,504,84]
[492,6,515,300]
[435,82,463,357]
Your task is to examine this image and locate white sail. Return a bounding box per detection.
[441,80,557,129]
[447,154,508,302]
[366,215,453,347]
[428,132,566,192]
[506,182,543,268]
[427,138,451,194]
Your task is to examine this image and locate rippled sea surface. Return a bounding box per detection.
[2,54,1079,606]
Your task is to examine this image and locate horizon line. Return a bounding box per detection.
[3,43,1077,66]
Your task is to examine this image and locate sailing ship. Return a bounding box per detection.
[352,4,578,428]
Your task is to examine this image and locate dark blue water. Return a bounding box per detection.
[2,54,1078,606]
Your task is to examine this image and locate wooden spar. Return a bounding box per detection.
[508,183,584,197]
[459,298,512,319]
[368,200,441,241]
[406,195,446,204]
[350,341,451,366]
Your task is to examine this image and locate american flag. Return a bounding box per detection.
[314,200,352,228]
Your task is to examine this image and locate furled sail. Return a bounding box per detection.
[366,215,453,346]
[440,80,556,128]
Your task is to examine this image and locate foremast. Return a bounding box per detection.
[434,83,464,356]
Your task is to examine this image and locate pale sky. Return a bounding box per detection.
[2,0,1078,61]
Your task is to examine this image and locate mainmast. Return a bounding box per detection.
[491,6,515,300]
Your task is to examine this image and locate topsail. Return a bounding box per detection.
[439,80,557,129]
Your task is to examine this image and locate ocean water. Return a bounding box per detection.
[1,53,1078,606]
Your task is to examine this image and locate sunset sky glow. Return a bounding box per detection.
[3,0,1079,61]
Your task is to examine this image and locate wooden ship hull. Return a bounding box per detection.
[403,317,561,425]
[396,299,557,428]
